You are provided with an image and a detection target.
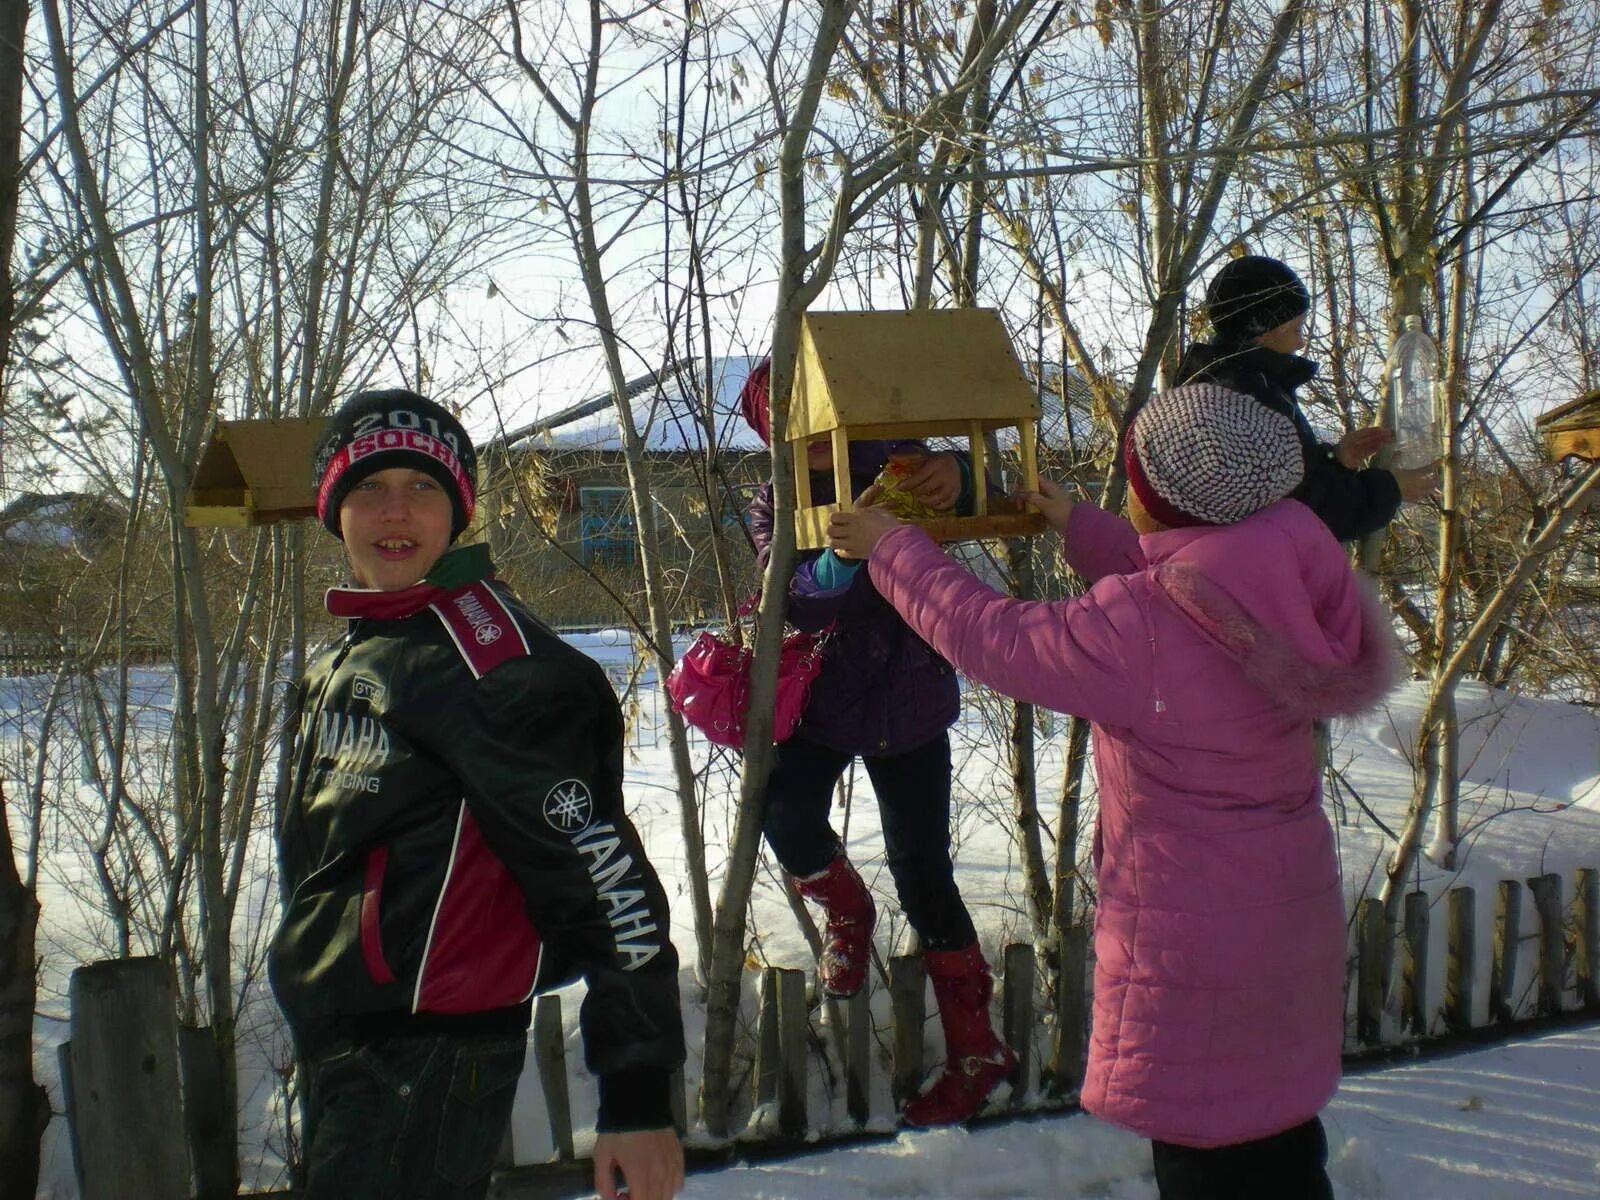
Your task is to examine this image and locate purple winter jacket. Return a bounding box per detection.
[747,441,967,757]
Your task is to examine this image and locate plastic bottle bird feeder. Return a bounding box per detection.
[785,309,1045,550]
[1536,389,1600,463]
[184,417,329,527]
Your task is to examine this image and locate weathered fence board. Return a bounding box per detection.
[180,1024,236,1199]
[1356,898,1386,1044]
[1576,868,1600,1012]
[845,988,871,1126]
[754,967,780,1110]
[889,954,925,1107]
[1445,886,1475,1031]
[1002,943,1035,1103]
[533,994,575,1161]
[775,968,808,1139]
[1527,873,1564,1016]
[1049,922,1089,1094]
[1492,880,1523,1023]
[1402,891,1430,1035]
[66,957,189,1200]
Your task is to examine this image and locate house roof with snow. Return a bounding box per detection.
[493,356,767,456]
[493,354,1100,458]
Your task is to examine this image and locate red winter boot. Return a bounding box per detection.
[793,853,876,998]
[902,943,1016,1127]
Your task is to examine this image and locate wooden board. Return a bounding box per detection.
[788,309,1041,441]
[795,503,1045,550]
[1534,388,1600,432]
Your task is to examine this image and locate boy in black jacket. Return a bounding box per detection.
[271,389,685,1200]
[1177,255,1438,542]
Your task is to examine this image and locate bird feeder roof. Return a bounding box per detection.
[186,417,328,527]
[785,309,1041,443]
[1536,389,1600,463]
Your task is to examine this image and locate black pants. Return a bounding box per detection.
[1151,1117,1334,1200]
[301,1031,524,1200]
[761,732,977,951]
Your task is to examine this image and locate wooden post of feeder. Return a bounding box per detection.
[832,426,852,515]
[969,421,988,517]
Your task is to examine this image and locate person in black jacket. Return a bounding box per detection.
[1177,255,1438,542]
[271,389,685,1200]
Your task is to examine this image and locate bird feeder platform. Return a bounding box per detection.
[785,309,1045,550]
[184,417,329,527]
[1536,390,1600,463]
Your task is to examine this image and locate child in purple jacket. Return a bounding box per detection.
[830,384,1400,1198]
[738,359,1015,1126]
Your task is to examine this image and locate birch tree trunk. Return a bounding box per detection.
[506,2,715,982]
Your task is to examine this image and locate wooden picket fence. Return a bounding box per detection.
[58,867,1600,1200]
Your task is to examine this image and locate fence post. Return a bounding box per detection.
[66,958,189,1200]
[1576,867,1600,1013]
[1048,922,1089,1095]
[1527,873,1564,1017]
[1491,879,1522,1023]
[533,994,575,1161]
[889,954,926,1108]
[670,1067,688,1138]
[1356,898,1386,1044]
[776,967,808,1139]
[1002,943,1034,1105]
[1444,886,1476,1031]
[754,968,780,1111]
[1401,891,1430,1035]
[179,1024,235,1198]
[845,987,871,1126]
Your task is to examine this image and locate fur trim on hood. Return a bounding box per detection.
[1153,561,1402,719]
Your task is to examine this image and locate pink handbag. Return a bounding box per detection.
[666,620,828,748]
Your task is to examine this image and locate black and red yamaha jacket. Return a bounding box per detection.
[269,545,684,1130]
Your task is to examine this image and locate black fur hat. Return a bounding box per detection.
[1204,255,1311,341]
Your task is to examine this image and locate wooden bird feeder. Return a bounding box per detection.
[184,417,329,527]
[786,309,1045,550]
[1536,389,1600,463]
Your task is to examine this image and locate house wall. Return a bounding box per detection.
[480,448,770,628]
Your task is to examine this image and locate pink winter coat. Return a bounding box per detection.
[867,498,1398,1148]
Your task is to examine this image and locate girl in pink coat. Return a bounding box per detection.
[829,384,1399,1199]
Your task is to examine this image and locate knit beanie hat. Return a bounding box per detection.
[1124,383,1304,528]
[313,388,477,539]
[738,358,773,446]
[1204,255,1310,341]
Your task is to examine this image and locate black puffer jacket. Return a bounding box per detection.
[1177,340,1401,542]
[270,545,684,1131]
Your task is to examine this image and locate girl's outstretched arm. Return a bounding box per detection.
[1061,502,1145,583]
[864,524,1153,728]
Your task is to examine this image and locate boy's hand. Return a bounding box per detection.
[1022,478,1075,533]
[593,1128,684,1200]
[1336,426,1392,468]
[887,452,963,510]
[829,505,903,560]
[1392,462,1441,502]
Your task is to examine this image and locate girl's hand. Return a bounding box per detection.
[1336,426,1391,468]
[1023,477,1075,533]
[828,505,903,560]
[887,452,963,510]
[1392,461,1441,502]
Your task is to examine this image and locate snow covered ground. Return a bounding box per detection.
[8,639,1600,1197]
[680,1024,1600,1199]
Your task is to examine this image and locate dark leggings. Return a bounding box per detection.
[761,732,977,951]
[1151,1117,1334,1200]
